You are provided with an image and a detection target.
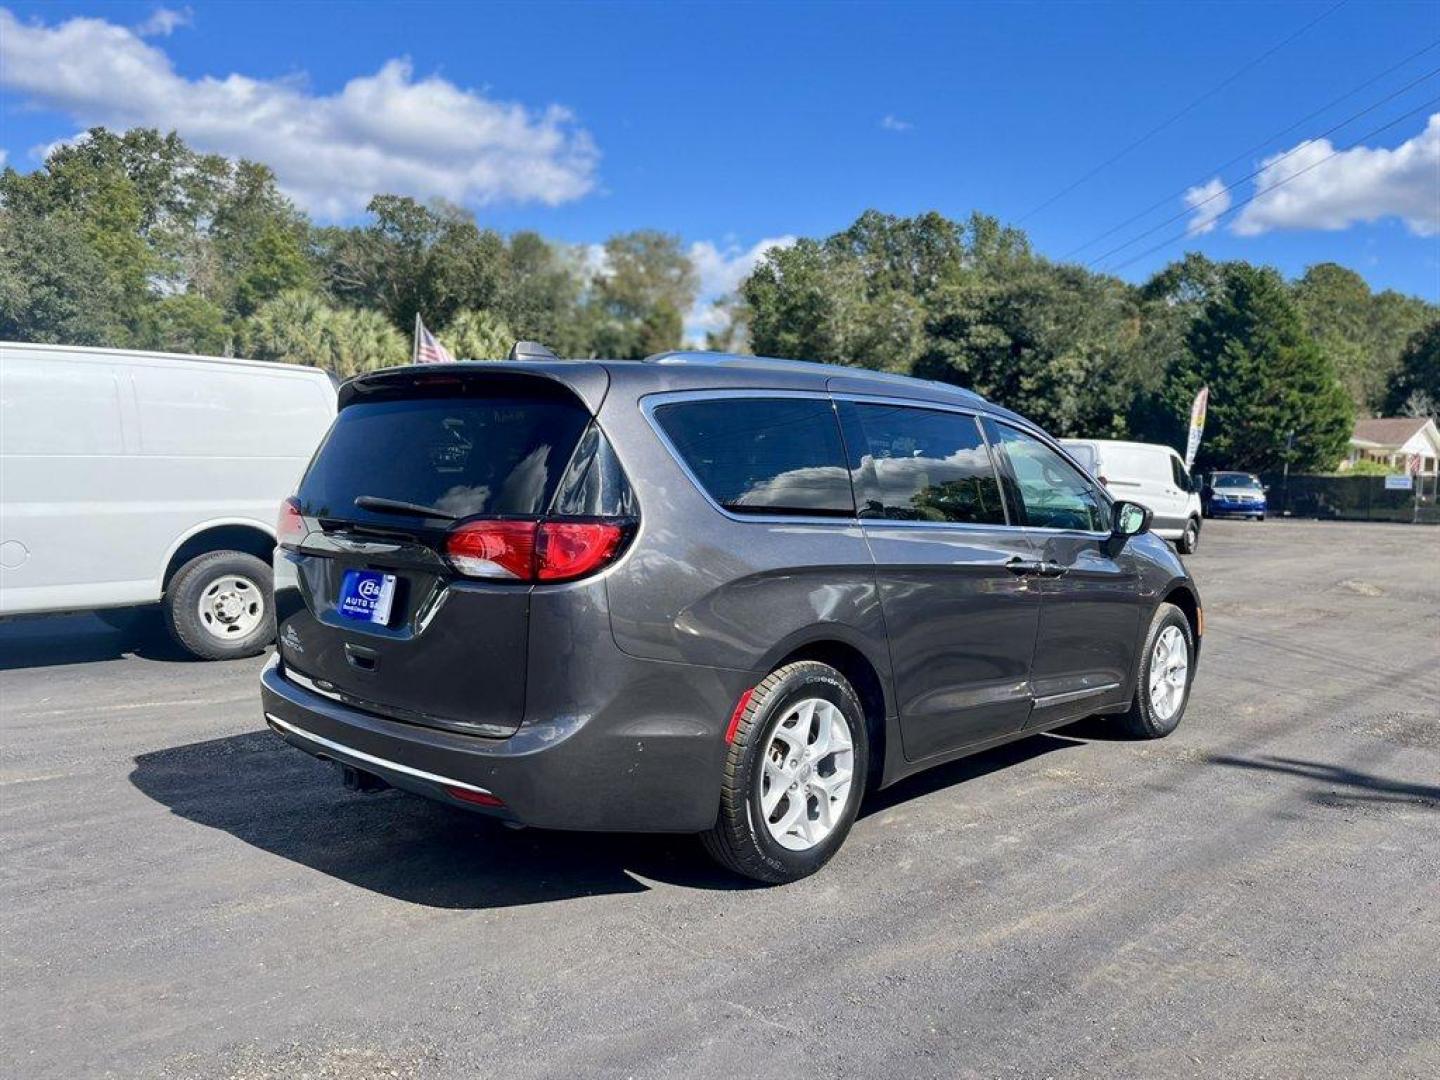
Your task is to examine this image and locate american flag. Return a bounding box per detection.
[413,315,455,364]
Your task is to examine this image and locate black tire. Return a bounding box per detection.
[1176,516,1201,555]
[1117,602,1195,739]
[1256,514,1266,522]
[702,661,869,884]
[163,551,275,660]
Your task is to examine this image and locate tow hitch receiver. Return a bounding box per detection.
[338,763,389,794]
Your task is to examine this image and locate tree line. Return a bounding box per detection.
[2,127,1436,472]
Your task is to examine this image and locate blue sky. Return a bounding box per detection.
[2,0,1437,337]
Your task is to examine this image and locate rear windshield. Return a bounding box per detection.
[297,387,591,524]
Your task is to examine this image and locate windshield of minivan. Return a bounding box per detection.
[297,391,591,525]
[1212,472,1261,489]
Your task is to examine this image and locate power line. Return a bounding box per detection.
[1016,0,1349,224]
[1083,63,1440,268]
[1062,37,1440,259]
[1099,95,1440,276]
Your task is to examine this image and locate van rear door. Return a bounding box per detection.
[275,369,610,738]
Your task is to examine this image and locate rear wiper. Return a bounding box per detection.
[354,495,458,520]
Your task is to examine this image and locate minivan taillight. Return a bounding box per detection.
[277,497,306,549]
[444,520,627,583]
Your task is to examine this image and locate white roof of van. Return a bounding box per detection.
[0,340,333,379]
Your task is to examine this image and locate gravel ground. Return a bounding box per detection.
[1,518,1437,1080]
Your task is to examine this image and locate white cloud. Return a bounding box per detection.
[1183,176,1231,235]
[0,148,8,168]
[1234,113,1440,237]
[0,8,599,219]
[135,6,191,37]
[880,114,913,133]
[685,236,796,344]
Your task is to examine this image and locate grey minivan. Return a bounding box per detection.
[261,351,1202,882]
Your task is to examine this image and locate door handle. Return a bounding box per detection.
[1005,556,1045,576]
[1037,561,1069,578]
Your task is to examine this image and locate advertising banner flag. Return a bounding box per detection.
[1184,386,1209,470]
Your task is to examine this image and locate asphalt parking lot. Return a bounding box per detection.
[2,519,1437,1080]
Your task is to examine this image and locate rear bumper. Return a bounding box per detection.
[259,652,734,832]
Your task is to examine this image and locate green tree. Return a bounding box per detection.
[321,195,507,332]
[1293,263,1438,411]
[590,230,697,357]
[1382,321,1440,419]
[1170,263,1352,472]
[244,291,339,370]
[136,293,232,355]
[328,306,407,376]
[0,205,128,344]
[442,309,514,359]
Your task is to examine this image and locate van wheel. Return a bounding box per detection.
[702,661,868,884]
[1117,603,1194,739]
[1177,516,1201,555]
[164,551,274,660]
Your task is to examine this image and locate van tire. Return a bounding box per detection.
[1177,516,1201,555]
[1116,603,1194,739]
[164,551,275,661]
[701,661,868,884]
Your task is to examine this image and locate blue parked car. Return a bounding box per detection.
[1202,472,1267,520]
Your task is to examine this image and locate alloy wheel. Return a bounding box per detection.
[1148,625,1189,722]
[758,698,856,851]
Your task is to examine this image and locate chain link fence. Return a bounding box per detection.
[1259,472,1440,524]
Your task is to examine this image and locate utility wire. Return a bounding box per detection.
[1099,95,1440,276]
[1016,0,1349,224]
[1062,37,1440,259]
[1083,64,1440,268]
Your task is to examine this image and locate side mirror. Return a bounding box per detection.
[1112,500,1152,538]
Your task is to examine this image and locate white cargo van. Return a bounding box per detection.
[0,342,336,658]
[1060,438,1203,554]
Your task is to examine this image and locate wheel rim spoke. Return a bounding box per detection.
[757,696,857,852]
[1148,626,1189,721]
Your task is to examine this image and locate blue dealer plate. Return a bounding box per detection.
[337,569,398,625]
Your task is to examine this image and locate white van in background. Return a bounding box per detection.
[0,342,336,659]
[1061,438,1203,554]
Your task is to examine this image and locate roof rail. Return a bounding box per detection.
[508,340,560,362]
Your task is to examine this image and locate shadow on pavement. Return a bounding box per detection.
[862,731,1085,816]
[0,610,195,670]
[1208,753,1440,807]
[130,726,1093,907]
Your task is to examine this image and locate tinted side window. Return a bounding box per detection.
[653,397,854,517]
[989,423,1111,532]
[846,403,1006,525]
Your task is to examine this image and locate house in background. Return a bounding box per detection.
[1344,417,1440,475]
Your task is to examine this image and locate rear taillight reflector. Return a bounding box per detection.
[444,786,505,807]
[445,519,628,583]
[277,497,306,549]
[536,522,626,581]
[724,687,756,744]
